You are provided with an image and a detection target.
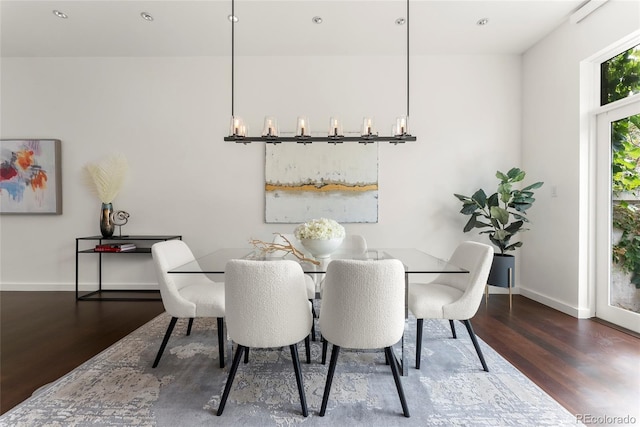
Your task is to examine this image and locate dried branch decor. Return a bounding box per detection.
[84,153,129,203]
[249,233,320,265]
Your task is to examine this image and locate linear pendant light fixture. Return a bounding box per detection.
[224,0,416,144]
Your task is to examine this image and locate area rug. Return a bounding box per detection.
[0,313,581,426]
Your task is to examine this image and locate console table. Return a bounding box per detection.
[75,235,182,301]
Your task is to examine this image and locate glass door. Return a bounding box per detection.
[596,100,640,333]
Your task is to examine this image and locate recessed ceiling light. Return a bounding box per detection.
[228,15,239,23]
[52,10,68,19]
[312,16,323,24]
[140,12,154,21]
[477,18,489,26]
[395,17,406,25]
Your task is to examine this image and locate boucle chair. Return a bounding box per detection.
[408,241,493,371]
[317,234,368,295]
[272,233,318,340]
[217,259,313,417]
[334,234,367,255]
[318,259,410,418]
[317,234,369,357]
[151,240,225,368]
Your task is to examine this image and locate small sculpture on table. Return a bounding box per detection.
[109,210,130,237]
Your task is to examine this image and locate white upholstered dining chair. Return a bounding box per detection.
[334,234,368,255]
[272,233,319,340]
[316,233,368,295]
[217,259,313,417]
[318,259,410,418]
[150,240,226,368]
[408,241,493,371]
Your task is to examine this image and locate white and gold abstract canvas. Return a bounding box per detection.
[265,144,378,223]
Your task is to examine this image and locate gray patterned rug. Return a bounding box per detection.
[0,313,581,426]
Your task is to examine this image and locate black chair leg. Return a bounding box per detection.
[416,319,423,369]
[385,346,410,418]
[290,344,309,417]
[321,337,329,365]
[186,318,194,336]
[152,316,178,368]
[310,300,316,341]
[449,319,457,338]
[217,317,225,368]
[244,347,250,364]
[319,344,341,416]
[463,320,489,372]
[217,344,245,416]
[304,335,311,364]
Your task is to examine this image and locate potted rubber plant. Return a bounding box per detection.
[454,168,543,289]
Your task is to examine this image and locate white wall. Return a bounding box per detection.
[3,2,637,317]
[0,54,522,291]
[520,0,640,316]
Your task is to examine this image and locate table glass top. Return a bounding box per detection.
[169,248,468,275]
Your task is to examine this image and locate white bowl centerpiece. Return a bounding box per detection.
[294,218,345,259]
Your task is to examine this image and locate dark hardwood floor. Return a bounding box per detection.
[1,292,639,422]
[0,291,165,414]
[472,294,640,423]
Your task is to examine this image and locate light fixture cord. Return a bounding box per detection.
[228,0,411,134]
[231,0,235,117]
[406,0,410,118]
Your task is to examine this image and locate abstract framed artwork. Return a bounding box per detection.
[0,139,62,214]
[265,143,378,223]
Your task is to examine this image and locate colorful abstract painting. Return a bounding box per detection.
[265,143,378,223]
[0,139,62,214]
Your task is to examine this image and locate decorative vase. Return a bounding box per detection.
[100,202,115,238]
[300,237,344,259]
[487,254,515,288]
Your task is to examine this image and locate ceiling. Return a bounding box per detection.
[1,0,588,57]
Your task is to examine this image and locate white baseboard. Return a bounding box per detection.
[0,283,159,291]
[2,283,521,293]
[519,287,590,318]
[0,282,590,320]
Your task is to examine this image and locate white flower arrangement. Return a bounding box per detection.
[294,218,345,240]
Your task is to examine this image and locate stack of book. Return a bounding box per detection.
[94,243,137,252]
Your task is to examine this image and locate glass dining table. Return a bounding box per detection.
[169,247,468,376]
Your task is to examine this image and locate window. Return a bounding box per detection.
[596,39,640,330]
[600,43,640,106]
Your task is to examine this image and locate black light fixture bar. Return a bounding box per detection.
[224,135,416,144]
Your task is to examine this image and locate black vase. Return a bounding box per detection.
[487,254,515,288]
[100,202,115,238]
